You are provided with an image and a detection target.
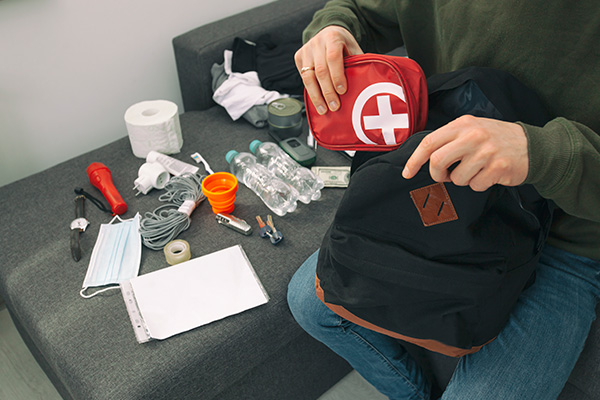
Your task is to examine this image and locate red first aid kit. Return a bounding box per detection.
[305,53,428,152]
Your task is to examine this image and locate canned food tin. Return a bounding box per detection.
[268,98,303,139]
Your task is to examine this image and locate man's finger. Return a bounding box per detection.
[429,137,488,183]
[296,48,329,115]
[301,70,328,115]
[326,37,363,96]
[402,128,457,179]
[326,46,348,96]
[314,61,341,112]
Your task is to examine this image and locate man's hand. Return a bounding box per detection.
[402,115,529,192]
[295,26,363,115]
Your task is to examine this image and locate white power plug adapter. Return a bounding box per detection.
[133,162,170,195]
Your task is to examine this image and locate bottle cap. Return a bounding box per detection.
[225,150,239,164]
[249,140,263,154]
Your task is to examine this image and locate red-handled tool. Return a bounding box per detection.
[86,162,127,215]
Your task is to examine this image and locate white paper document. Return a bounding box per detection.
[121,245,269,343]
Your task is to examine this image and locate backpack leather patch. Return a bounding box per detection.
[410,182,458,226]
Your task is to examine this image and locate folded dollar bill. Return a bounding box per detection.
[311,166,351,188]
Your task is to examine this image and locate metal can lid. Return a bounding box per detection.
[268,98,303,128]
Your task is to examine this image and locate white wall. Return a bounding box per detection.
[0,0,274,188]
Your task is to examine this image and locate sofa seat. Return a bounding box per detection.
[0,106,352,399]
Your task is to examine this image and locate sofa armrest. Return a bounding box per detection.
[173,0,326,112]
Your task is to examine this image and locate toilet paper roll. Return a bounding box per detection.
[124,100,184,158]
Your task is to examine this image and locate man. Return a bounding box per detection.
[287,1,600,399]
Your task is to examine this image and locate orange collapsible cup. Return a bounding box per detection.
[201,172,239,214]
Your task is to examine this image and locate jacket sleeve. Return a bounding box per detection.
[302,0,403,53]
[521,118,600,222]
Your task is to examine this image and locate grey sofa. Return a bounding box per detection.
[0,0,598,399]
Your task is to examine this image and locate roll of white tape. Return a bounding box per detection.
[163,239,191,265]
[124,100,184,158]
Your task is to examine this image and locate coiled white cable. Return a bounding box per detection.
[139,172,206,250]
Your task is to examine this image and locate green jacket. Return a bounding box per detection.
[304,0,600,260]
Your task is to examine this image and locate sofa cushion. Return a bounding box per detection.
[0,108,351,399]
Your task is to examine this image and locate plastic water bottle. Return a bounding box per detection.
[249,140,324,204]
[225,150,298,216]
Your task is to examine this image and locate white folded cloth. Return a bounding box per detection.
[212,50,288,121]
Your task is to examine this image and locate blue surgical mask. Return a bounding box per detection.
[81,213,142,298]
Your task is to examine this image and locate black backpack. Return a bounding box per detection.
[316,67,554,357]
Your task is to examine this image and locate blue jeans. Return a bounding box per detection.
[287,245,600,400]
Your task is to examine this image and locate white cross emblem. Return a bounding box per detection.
[351,82,409,145]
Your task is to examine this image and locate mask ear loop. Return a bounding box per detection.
[80,285,121,299]
[109,214,124,224]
